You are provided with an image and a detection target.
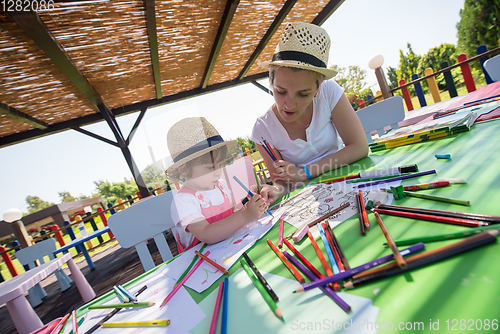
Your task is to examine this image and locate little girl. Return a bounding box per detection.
[166,117,268,253]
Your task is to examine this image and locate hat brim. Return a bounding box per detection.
[166,139,237,176]
[258,60,336,80]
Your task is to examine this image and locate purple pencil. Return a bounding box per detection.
[354,170,436,189]
[283,251,351,313]
[294,242,425,293]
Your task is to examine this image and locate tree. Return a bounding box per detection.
[26,196,55,214]
[94,179,138,204]
[457,0,500,69]
[386,66,399,91]
[236,137,256,153]
[417,43,458,90]
[398,43,421,83]
[142,164,165,188]
[58,191,77,203]
[333,65,367,96]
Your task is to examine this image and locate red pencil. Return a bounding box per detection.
[321,222,345,272]
[195,250,229,274]
[283,238,323,279]
[267,239,305,283]
[358,190,370,229]
[373,208,488,227]
[50,313,70,334]
[209,280,224,334]
[278,214,284,248]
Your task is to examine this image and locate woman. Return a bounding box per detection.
[251,22,369,204]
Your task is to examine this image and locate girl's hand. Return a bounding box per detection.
[274,160,308,182]
[241,195,268,221]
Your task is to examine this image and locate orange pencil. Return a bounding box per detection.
[307,231,334,277]
[195,251,229,274]
[266,239,305,283]
[322,222,345,272]
[50,313,70,334]
[358,190,370,229]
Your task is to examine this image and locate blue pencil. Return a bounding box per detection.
[261,138,278,162]
[232,176,273,216]
[317,224,340,275]
[221,276,229,334]
[117,285,137,303]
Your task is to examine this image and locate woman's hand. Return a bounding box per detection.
[274,160,308,182]
[250,184,282,205]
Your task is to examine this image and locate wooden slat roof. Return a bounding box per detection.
[0,0,344,148]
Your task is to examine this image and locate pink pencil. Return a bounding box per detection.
[72,310,78,334]
[209,280,225,334]
[278,214,284,248]
[160,250,210,308]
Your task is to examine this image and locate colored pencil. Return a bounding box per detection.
[253,168,261,193]
[358,190,370,229]
[375,204,500,223]
[283,251,351,313]
[240,259,284,322]
[195,250,229,274]
[286,202,350,239]
[317,224,340,277]
[267,238,305,283]
[117,285,137,303]
[390,224,500,246]
[278,214,284,248]
[321,222,345,272]
[345,230,499,289]
[89,302,154,309]
[402,180,450,191]
[261,142,275,162]
[347,173,411,184]
[242,252,278,302]
[102,320,170,327]
[374,208,488,227]
[84,285,147,334]
[382,187,470,206]
[160,251,209,308]
[68,316,86,334]
[307,231,334,277]
[175,244,207,287]
[112,286,128,303]
[324,222,350,270]
[355,170,436,188]
[373,212,406,269]
[50,313,70,334]
[283,238,323,279]
[318,173,360,184]
[221,276,229,334]
[209,280,224,334]
[232,176,273,215]
[356,192,366,236]
[71,310,78,334]
[261,138,278,162]
[293,242,425,293]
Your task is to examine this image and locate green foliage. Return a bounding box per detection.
[417,43,457,74]
[58,191,77,203]
[142,164,166,188]
[94,178,138,205]
[386,66,399,90]
[457,0,500,70]
[26,196,55,214]
[332,65,367,96]
[397,43,421,83]
[358,88,375,103]
[236,137,256,153]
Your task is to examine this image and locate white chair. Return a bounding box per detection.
[356,95,406,143]
[15,238,72,307]
[107,190,177,272]
[484,54,500,82]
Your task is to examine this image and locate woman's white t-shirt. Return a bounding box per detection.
[251,79,345,167]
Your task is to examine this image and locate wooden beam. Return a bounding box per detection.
[0,102,48,130]
[201,0,240,89]
[143,0,162,99]
[237,0,298,80]
[72,127,119,147]
[251,80,272,95]
[126,108,148,145]
[6,10,106,109]
[311,0,346,25]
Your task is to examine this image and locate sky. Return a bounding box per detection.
[0,0,465,217]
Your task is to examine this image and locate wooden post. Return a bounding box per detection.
[424,68,441,103]
[376,90,383,101]
[458,53,477,93]
[412,73,427,107]
[0,245,18,277]
[117,198,126,210]
[107,202,116,215]
[477,45,494,84]
[85,213,103,244]
[358,98,365,109]
[50,224,66,247]
[64,220,83,254]
[399,78,414,111]
[374,66,393,99]
[97,207,114,239]
[367,94,374,105]
[440,61,458,98]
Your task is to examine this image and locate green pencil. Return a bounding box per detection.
[382,188,470,206]
[89,302,154,309]
[390,225,500,246]
[175,243,207,286]
[113,286,129,303]
[240,259,284,322]
[253,168,261,193]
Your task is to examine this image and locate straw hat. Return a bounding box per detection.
[259,22,336,80]
[166,117,236,175]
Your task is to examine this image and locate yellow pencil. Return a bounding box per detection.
[102,320,170,327]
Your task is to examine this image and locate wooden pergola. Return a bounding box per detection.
[0,0,345,196]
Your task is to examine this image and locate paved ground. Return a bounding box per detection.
[0,234,178,334]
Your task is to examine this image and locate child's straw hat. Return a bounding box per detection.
[166,117,236,175]
[259,22,336,80]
